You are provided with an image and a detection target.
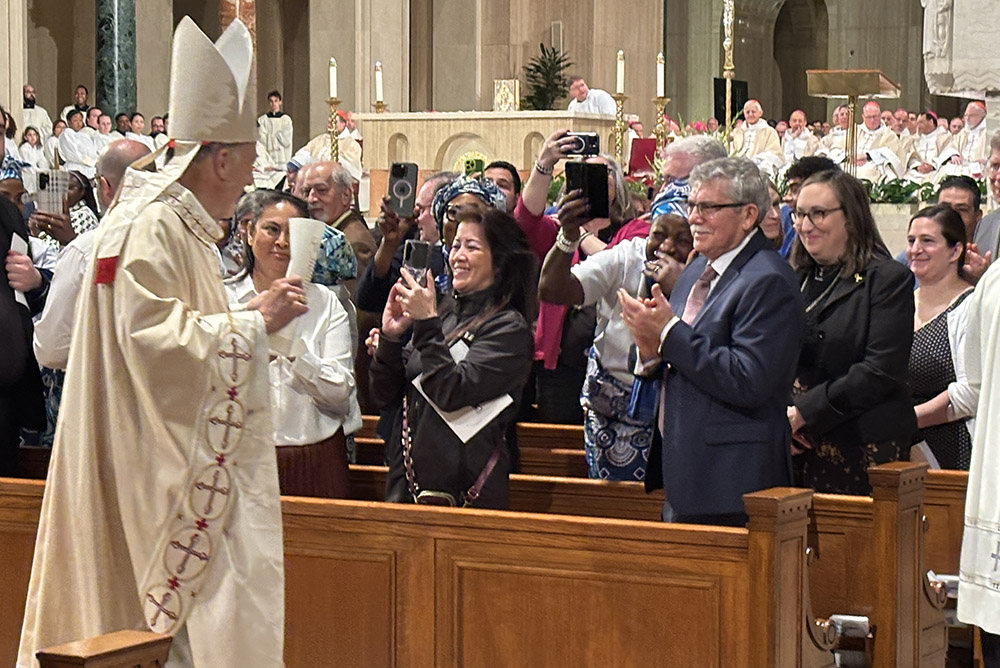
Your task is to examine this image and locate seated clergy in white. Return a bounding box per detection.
[17,17,302,668]
[817,105,849,165]
[731,99,784,178]
[57,109,98,178]
[906,111,958,183]
[944,101,990,179]
[782,109,819,164]
[855,101,904,182]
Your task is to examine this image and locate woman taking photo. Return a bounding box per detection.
[370,208,535,509]
[906,204,975,469]
[787,169,916,494]
[225,190,359,497]
[30,170,99,250]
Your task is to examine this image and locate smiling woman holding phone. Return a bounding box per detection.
[370,207,535,509]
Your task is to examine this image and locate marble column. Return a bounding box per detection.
[220,0,256,48]
[95,0,136,117]
[0,0,28,133]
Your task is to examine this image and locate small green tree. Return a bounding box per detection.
[522,43,573,110]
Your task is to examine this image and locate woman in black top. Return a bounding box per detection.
[786,169,916,494]
[370,208,536,509]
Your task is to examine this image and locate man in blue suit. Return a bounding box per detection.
[620,157,804,526]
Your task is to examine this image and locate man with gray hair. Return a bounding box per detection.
[620,157,804,526]
[649,134,728,219]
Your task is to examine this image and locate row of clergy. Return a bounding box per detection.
[733,99,989,184]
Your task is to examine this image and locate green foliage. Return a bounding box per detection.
[523,44,573,111]
[860,178,937,204]
[546,173,566,206]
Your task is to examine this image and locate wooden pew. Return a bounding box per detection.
[36,630,170,668]
[0,477,835,668]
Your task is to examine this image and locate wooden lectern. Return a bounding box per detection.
[806,70,901,177]
[36,630,171,668]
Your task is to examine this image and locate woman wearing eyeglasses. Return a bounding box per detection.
[786,169,916,495]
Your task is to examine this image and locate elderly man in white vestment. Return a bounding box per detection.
[957,254,1000,663]
[905,111,957,183]
[854,101,904,182]
[946,101,990,178]
[731,99,784,178]
[817,105,849,164]
[16,17,302,668]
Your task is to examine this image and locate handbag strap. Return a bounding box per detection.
[401,394,504,507]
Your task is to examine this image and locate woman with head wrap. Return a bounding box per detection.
[370,207,535,509]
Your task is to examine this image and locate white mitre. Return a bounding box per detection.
[112,16,256,210]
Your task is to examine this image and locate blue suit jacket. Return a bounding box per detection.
[644,231,804,517]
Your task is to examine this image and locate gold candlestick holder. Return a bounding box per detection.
[374,101,388,114]
[652,96,671,152]
[722,0,735,151]
[612,92,627,165]
[326,97,341,161]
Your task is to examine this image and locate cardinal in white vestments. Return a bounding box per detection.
[731,99,784,178]
[905,112,957,183]
[957,259,1000,655]
[16,17,303,668]
[943,101,990,179]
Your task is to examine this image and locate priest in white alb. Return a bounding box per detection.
[817,104,849,165]
[855,101,904,182]
[957,258,1000,663]
[57,110,98,178]
[16,17,305,668]
[782,109,819,165]
[945,101,990,179]
[731,99,784,178]
[904,111,957,183]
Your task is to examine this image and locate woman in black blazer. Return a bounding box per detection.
[786,169,916,495]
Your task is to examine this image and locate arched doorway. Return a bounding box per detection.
[773,0,829,123]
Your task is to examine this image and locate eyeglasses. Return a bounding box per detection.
[686,200,749,217]
[792,206,843,225]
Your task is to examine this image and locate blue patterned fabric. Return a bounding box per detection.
[431,175,507,239]
[20,367,64,448]
[580,348,655,481]
[649,177,691,219]
[312,225,358,286]
[0,155,28,181]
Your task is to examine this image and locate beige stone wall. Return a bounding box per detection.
[0,0,27,131]
[135,0,172,119]
[26,0,94,116]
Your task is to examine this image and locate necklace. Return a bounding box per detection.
[800,266,842,313]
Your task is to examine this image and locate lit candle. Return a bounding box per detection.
[656,52,665,98]
[329,58,338,99]
[375,61,384,103]
[616,50,625,94]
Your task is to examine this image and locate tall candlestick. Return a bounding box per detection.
[328,58,338,99]
[375,61,384,103]
[616,50,625,94]
[656,52,665,98]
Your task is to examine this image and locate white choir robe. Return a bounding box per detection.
[43,135,60,168]
[817,127,848,165]
[940,122,990,179]
[57,128,98,178]
[92,132,115,155]
[18,142,49,194]
[22,106,54,142]
[957,261,1000,635]
[905,127,958,183]
[257,113,294,169]
[782,129,820,164]
[732,120,785,178]
[125,131,157,152]
[855,124,904,182]
[16,180,284,668]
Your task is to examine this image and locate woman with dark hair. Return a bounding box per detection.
[31,170,99,250]
[906,204,975,469]
[370,207,536,509]
[225,189,359,497]
[761,179,783,250]
[787,169,916,494]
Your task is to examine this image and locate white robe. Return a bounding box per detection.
[732,119,784,177]
[22,106,54,142]
[940,122,991,179]
[125,131,157,152]
[16,180,284,668]
[42,134,60,168]
[905,126,957,183]
[302,132,363,182]
[57,128,98,177]
[957,261,1000,634]
[782,128,819,163]
[257,113,294,169]
[855,123,904,182]
[18,142,49,194]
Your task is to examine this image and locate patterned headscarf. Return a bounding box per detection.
[0,154,27,181]
[431,175,507,239]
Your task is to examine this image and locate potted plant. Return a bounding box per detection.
[522,44,573,111]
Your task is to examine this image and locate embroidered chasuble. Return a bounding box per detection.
[732,120,784,177]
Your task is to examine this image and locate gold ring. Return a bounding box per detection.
[297,295,306,305]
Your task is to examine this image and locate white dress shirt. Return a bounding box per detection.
[225,275,361,445]
[33,229,97,369]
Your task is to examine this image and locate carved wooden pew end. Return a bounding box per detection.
[36,630,171,668]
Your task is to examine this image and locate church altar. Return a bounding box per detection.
[354,111,617,206]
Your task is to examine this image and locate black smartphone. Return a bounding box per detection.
[388,162,419,218]
[563,131,600,156]
[403,239,431,287]
[564,161,610,219]
[463,157,485,176]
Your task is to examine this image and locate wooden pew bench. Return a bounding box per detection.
[0,477,836,668]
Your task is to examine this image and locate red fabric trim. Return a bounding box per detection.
[94,257,119,284]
